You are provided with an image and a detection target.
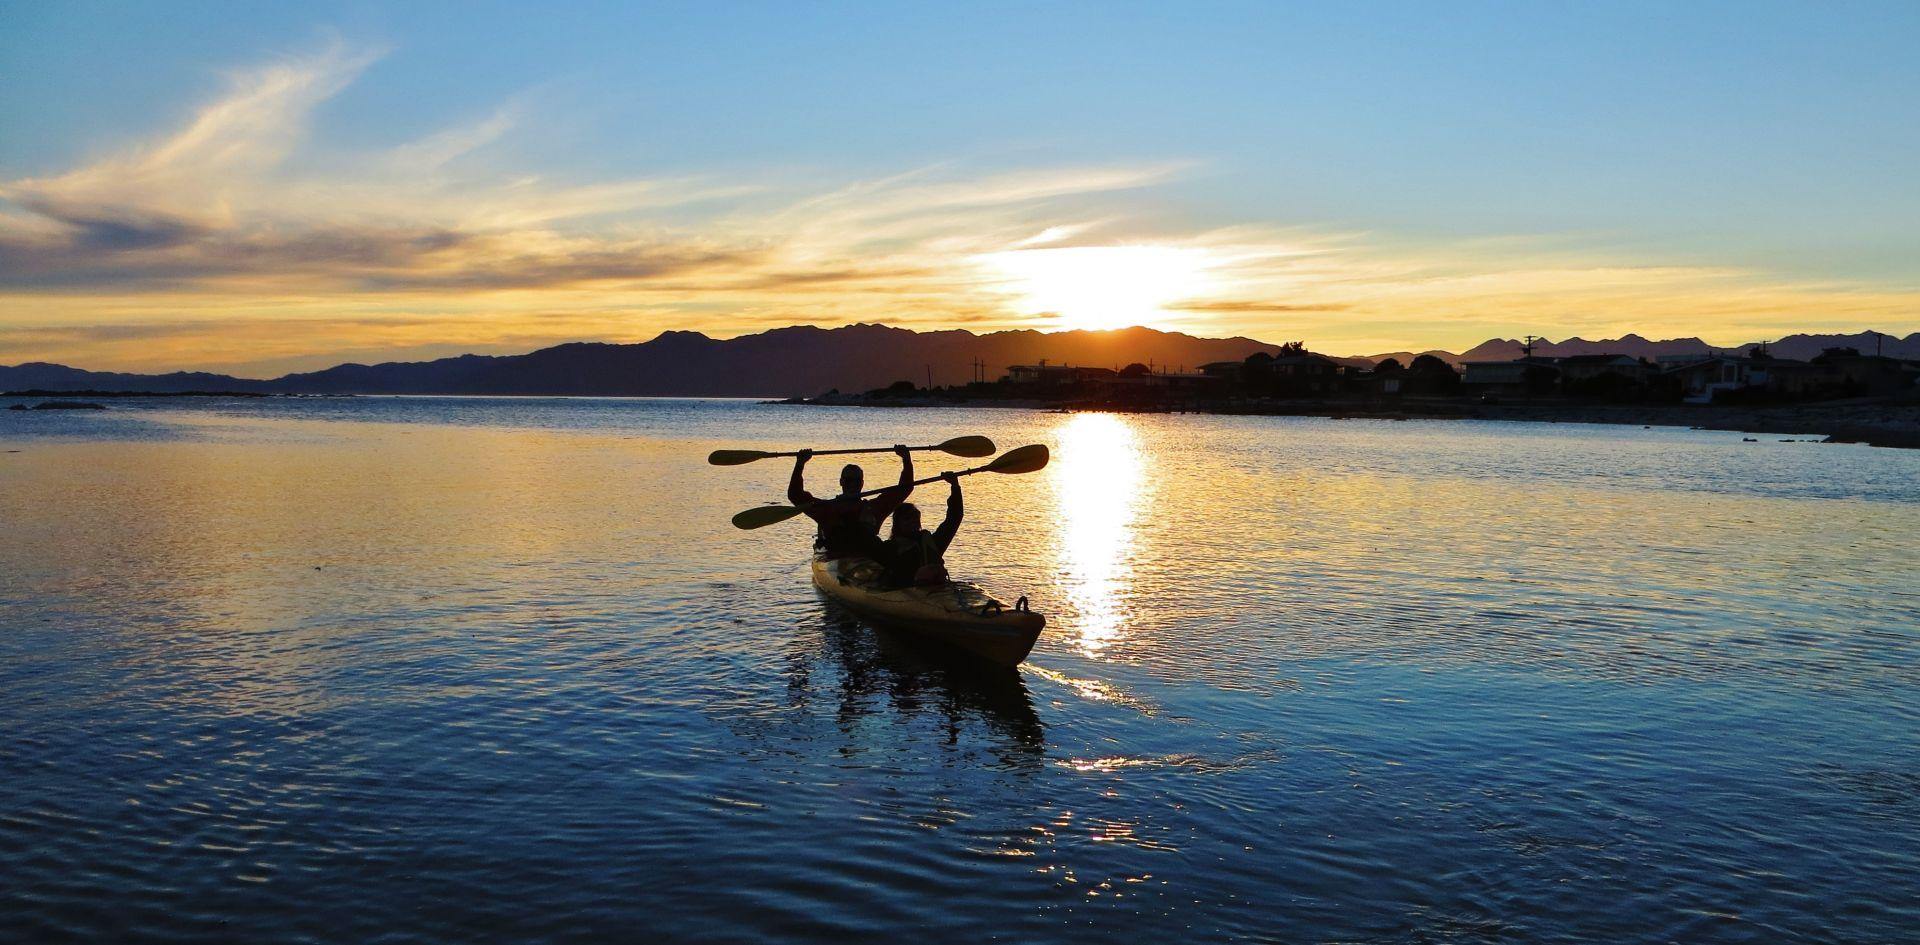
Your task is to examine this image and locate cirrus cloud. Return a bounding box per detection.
[2,40,1916,374]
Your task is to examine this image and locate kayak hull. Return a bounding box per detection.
[810,556,1045,667]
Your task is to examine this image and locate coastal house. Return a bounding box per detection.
[1243,351,1345,396]
[1554,354,1655,397]
[1462,356,1560,393]
[1662,355,1798,403]
[1365,366,1404,396]
[1809,349,1920,395]
[1095,369,1220,399]
[1556,354,1649,385]
[1003,364,1117,387]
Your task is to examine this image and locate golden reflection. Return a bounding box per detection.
[1048,412,1145,655]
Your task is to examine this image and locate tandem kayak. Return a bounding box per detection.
[810,556,1045,667]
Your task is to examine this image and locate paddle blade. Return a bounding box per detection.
[731,505,805,530]
[935,435,997,458]
[985,444,1050,475]
[709,449,772,466]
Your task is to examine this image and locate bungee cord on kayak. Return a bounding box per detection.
[716,437,1051,666]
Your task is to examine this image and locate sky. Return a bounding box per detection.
[2,1,1917,375]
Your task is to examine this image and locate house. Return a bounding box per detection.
[1364,368,1404,396]
[1662,355,1802,403]
[1462,357,1560,393]
[1096,370,1221,397]
[1243,351,1344,395]
[1557,354,1649,385]
[1810,349,1920,395]
[1003,364,1117,386]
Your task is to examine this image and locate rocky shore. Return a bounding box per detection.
[774,393,1920,450]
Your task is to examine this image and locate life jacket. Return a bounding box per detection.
[812,496,885,558]
[881,530,948,587]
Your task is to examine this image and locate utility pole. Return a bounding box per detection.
[925,364,933,390]
[1521,335,1540,359]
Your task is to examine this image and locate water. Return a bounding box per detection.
[2,397,1915,943]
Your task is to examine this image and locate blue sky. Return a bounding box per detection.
[2,1,1917,372]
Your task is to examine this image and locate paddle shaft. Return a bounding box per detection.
[837,465,989,501]
[730,444,1045,530]
[781,443,950,460]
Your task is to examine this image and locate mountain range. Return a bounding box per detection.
[5,325,1917,397]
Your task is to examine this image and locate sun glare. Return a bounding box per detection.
[1048,411,1146,654]
[982,245,1215,331]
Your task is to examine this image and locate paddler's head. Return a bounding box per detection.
[839,463,864,496]
[890,503,921,539]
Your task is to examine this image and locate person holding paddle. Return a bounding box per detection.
[788,445,914,558]
[876,471,963,588]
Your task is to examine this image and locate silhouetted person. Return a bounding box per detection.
[877,472,962,588]
[790,445,913,558]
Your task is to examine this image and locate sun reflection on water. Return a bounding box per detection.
[1048,413,1145,656]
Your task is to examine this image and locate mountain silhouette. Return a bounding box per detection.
[1373,330,1919,366]
[2,324,1284,397]
[7,325,1917,396]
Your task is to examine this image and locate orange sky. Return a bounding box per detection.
[4,43,1917,376]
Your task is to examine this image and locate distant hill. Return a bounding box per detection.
[8,325,1916,396]
[3,324,1283,397]
[0,362,271,394]
[1364,331,1920,367]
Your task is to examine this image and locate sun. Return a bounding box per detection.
[981,245,1215,331]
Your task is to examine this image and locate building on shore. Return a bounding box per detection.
[1809,349,1920,395]
[1003,363,1118,387]
[1244,351,1345,396]
[1662,355,1784,402]
[1462,356,1561,394]
[1556,354,1651,385]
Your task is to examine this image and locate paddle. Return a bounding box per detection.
[708,435,996,466]
[729,444,1051,530]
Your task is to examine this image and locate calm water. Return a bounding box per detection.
[2,397,1916,943]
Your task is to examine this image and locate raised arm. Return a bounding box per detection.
[787,449,815,505]
[870,444,916,517]
[932,472,963,554]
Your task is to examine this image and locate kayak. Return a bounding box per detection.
[810,556,1045,667]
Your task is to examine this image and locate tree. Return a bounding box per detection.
[1373,357,1404,374]
[1277,341,1308,356]
[1119,362,1151,377]
[1403,354,1460,395]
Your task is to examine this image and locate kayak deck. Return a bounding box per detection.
[810,556,1045,667]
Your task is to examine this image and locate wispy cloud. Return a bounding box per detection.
[2,40,1917,373]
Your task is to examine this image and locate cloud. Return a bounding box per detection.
[3,41,1918,372]
[0,40,1174,311]
[1170,299,1351,314]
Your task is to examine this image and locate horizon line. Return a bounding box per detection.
[7,320,1918,382]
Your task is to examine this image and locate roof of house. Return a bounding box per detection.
[1558,354,1642,366]
[1007,364,1115,374]
[1463,356,1560,368]
[1661,355,1807,374]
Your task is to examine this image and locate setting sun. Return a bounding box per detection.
[980,245,1216,331]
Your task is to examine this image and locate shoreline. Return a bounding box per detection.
[772,394,1920,450]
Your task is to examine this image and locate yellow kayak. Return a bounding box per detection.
[810,556,1045,667]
